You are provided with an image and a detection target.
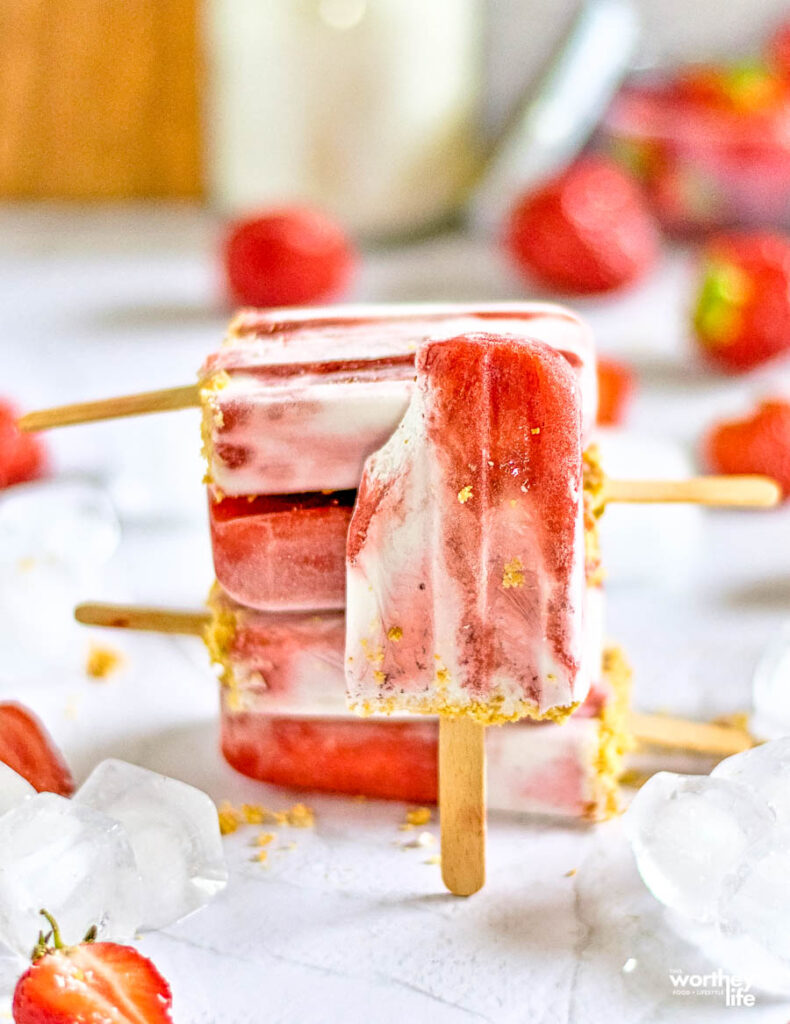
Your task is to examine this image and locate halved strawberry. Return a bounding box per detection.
[703,398,790,499]
[0,703,74,796]
[596,358,636,426]
[13,912,173,1024]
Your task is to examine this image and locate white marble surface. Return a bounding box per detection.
[1,206,790,1022]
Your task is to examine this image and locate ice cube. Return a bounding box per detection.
[713,738,790,825]
[0,764,35,817]
[0,793,141,956]
[624,772,774,923]
[75,760,227,931]
[751,624,790,741]
[719,828,790,963]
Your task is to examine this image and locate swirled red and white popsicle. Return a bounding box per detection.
[346,332,591,723]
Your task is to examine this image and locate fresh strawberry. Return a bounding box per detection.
[0,703,74,796]
[13,911,173,1024]
[0,402,47,489]
[223,206,355,308]
[703,399,790,499]
[692,232,790,373]
[596,358,636,426]
[504,157,659,295]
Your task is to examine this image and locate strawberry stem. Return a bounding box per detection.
[39,910,63,950]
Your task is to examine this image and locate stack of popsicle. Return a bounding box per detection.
[199,306,626,856]
[26,303,779,894]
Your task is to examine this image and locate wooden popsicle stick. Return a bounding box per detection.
[74,601,209,636]
[630,711,755,757]
[605,475,781,509]
[18,384,201,431]
[439,716,486,896]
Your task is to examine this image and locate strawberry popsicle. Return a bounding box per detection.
[346,333,589,723]
[200,303,596,498]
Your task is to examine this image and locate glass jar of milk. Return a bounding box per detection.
[203,0,482,240]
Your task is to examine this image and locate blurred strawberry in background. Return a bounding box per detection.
[768,17,790,78]
[0,401,47,489]
[596,358,636,426]
[703,398,790,500]
[0,703,74,796]
[692,231,790,373]
[503,157,659,295]
[604,56,790,236]
[674,61,787,114]
[223,206,356,308]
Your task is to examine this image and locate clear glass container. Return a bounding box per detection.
[203,0,482,240]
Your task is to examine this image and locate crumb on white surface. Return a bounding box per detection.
[85,643,123,680]
[399,807,432,831]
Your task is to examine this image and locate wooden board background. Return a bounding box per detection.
[0,0,202,197]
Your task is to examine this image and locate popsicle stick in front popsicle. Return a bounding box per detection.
[439,718,486,896]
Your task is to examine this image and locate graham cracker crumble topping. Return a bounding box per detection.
[217,800,315,837]
[400,807,432,830]
[502,557,525,589]
[85,644,123,680]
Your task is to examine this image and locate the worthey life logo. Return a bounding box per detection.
[669,968,756,1008]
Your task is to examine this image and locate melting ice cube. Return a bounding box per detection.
[76,760,227,931]
[0,793,141,956]
[624,772,774,923]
